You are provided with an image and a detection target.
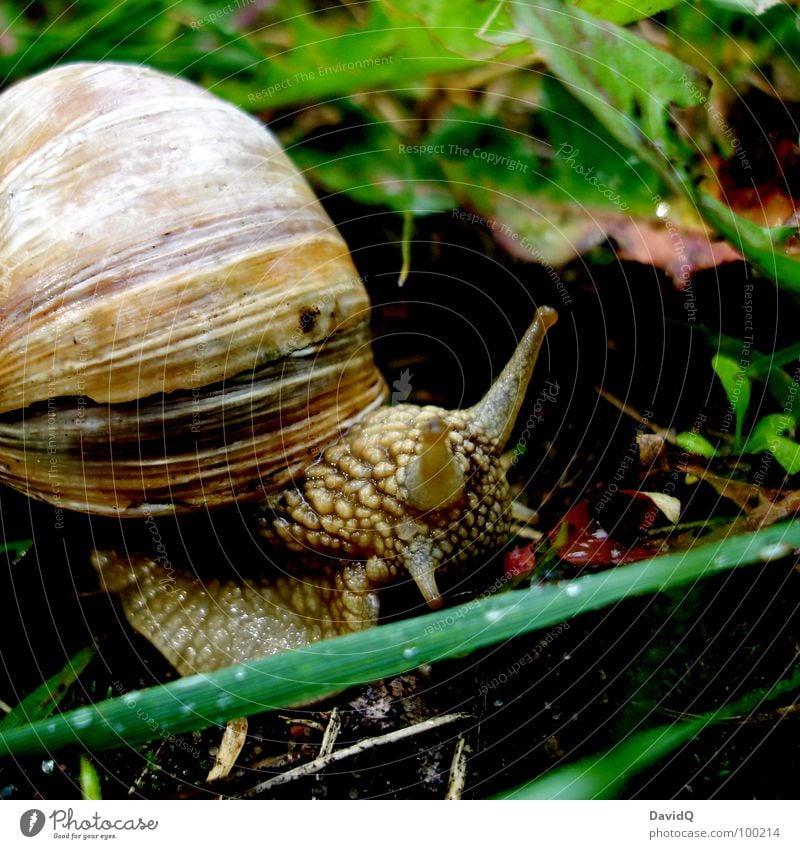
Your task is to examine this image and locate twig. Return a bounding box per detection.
[595,386,674,442]
[318,707,342,758]
[311,708,342,799]
[207,717,248,783]
[445,735,469,800]
[237,712,472,797]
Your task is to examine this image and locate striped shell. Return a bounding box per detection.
[0,63,387,516]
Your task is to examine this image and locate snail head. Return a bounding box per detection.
[267,306,558,608]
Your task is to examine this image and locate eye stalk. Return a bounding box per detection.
[404,416,466,512]
[467,305,558,449]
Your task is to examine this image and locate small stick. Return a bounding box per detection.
[445,735,469,800]
[237,712,471,797]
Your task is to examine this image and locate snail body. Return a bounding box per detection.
[0,63,556,676]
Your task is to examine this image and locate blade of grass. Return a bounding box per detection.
[79,755,103,800]
[0,522,798,757]
[0,646,96,731]
[0,539,32,561]
[497,663,800,798]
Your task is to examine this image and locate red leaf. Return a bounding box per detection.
[550,500,654,567]
[503,543,536,580]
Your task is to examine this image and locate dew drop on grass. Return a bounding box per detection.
[44,722,57,734]
[234,669,246,682]
[757,542,792,562]
[485,610,504,623]
[565,584,582,597]
[73,712,93,730]
[402,647,418,660]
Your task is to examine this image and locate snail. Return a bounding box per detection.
[0,62,557,677]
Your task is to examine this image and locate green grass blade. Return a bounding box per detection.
[497,664,800,799]
[0,539,33,561]
[0,522,798,757]
[79,755,103,800]
[0,646,96,731]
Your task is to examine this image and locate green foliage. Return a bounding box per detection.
[0,646,96,732]
[712,353,751,449]
[0,539,32,560]
[677,352,800,473]
[79,756,103,801]
[505,0,707,195]
[0,521,797,758]
[497,664,800,799]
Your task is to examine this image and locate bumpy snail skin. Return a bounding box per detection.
[263,306,558,609]
[94,308,557,672]
[93,550,379,675]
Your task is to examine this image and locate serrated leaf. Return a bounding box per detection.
[508,0,708,193]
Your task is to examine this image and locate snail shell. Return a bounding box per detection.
[0,62,559,680]
[0,62,386,517]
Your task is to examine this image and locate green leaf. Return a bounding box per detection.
[380,0,519,58]
[569,0,686,25]
[675,431,717,458]
[79,755,103,800]
[712,353,751,449]
[1,522,798,757]
[0,539,33,561]
[498,664,800,798]
[0,646,96,731]
[698,194,800,293]
[744,414,800,474]
[507,0,708,194]
[290,108,452,215]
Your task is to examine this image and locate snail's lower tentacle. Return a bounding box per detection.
[91,551,379,676]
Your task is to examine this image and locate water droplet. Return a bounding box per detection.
[493,699,504,708]
[234,669,246,682]
[44,722,57,734]
[123,696,138,709]
[485,610,504,623]
[41,759,54,775]
[656,201,670,219]
[73,713,93,730]
[565,584,582,597]
[757,542,792,562]
[402,647,418,660]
